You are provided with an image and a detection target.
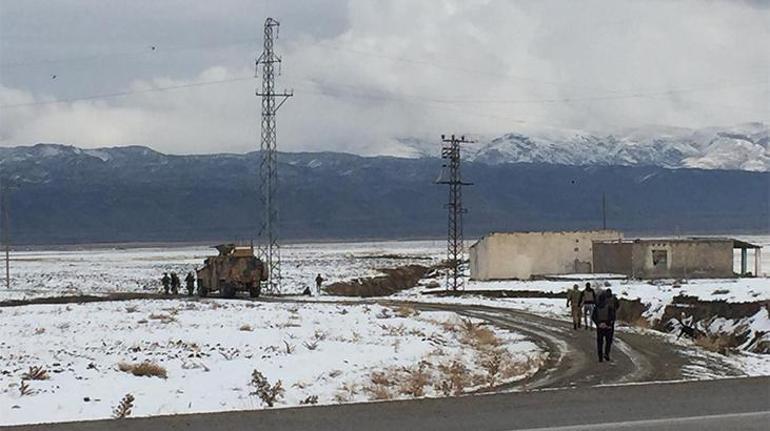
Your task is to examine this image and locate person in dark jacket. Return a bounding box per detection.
[161,273,171,295]
[170,272,180,295]
[315,274,325,296]
[591,289,616,362]
[185,272,195,296]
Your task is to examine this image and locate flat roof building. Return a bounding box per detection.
[593,238,762,279]
[469,230,623,281]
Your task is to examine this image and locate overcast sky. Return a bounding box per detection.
[1,0,768,155]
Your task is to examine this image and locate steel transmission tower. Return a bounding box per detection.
[256,17,292,294]
[437,135,473,291]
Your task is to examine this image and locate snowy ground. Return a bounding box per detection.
[0,240,445,301]
[0,299,545,425]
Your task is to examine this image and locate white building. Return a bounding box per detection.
[469,230,623,281]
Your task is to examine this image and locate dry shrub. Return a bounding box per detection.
[283,340,296,354]
[300,395,319,405]
[22,366,49,380]
[631,316,651,329]
[313,330,328,341]
[459,320,500,349]
[334,382,359,402]
[250,370,284,407]
[113,393,135,419]
[694,334,734,355]
[240,324,253,332]
[479,349,504,386]
[376,308,392,319]
[34,328,45,335]
[436,360,469,396]
[399,363,431,397]
[148,313,176,324]
[303,340,319,351]
[366,384,393,400]
[395,305,419,318]
[19,380,33,396]
[502,355,540,380]
[370,371,392,387]
[328,369,343,378]
[118,361,168,379]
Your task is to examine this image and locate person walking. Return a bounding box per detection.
[161,273,171,295]
[591,290,617,362]
[566,284,583,330]
[581,282,596,330]
[170,272,180,295]
[315,273,325,295]
[185,272,195,296]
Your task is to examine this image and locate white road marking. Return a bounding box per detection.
[509,411,770,430]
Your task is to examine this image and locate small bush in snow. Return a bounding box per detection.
[399,363,432,397]
[22,365,49,381]
[113,393,135,419]
[118,361,167,379]
[303,340,319,351]
[282,340,295,354]
[239,324,253,332]
[18,380,33,396]
[250,370,284,407]
[436,360,469,396]
[299,395,319,405]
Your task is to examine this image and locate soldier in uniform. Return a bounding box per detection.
[161,273,171,295]
[170,272,180,295]
[566,284,583,330]
[315,273,325,295]
[185,272,195,296]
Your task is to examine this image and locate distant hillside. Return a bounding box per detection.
[0,143,767,245]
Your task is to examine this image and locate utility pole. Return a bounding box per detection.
[602,192,607,230]
[437,135,473,291]
[0,179,9,289]
[256,17,293,295]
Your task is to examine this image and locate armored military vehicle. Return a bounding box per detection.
[196,244,267,298]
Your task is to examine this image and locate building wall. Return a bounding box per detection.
[593,241,633,274]
[631,240,734,279]
[469,230,623,281]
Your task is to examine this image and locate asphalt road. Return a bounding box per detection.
[7,377,768,431]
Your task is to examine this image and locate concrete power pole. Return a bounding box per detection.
[438,135,473,291]
[256,17,292,295]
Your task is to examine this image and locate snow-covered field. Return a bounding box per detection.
[0,300,545,425]
[0,240,445,301]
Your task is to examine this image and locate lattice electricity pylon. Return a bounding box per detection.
[436,134,473,291]
[256,17,293,295]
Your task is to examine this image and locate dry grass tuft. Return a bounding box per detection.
[118,361,168,379]
[694,334,734,355]
[283,340,296,354]
[303,340,319,351]
[112,393,135,419]
[299,395,319,405]
[22,366,49,381]
[399,363,431,397]
[250,370,285,407]
[394,305,419,318]
[148,313,176,324]
[19,380,33,396]
[435,360,469,396]
[34,328,46,335]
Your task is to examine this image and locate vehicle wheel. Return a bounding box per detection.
[249,284,261,298]
[221,283,236,299]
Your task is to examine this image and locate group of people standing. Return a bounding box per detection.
[567,282,620,363]
[161,271,196,295]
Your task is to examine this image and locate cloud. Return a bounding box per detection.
[0,0,768,155]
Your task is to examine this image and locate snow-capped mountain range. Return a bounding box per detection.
[396,123,769,172]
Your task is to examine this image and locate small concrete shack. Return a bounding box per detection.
[593,238,762,279]
[469,230,623,281]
